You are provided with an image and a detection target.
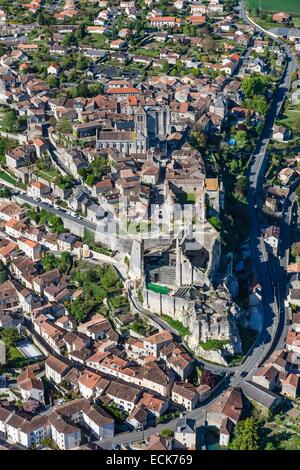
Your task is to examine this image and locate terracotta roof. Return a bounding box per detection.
[107,87,140,94]
[205,178,218,191]
[78,371,101,390]
[45,355,69,375]
[139,392,166,413]
[145,331,173,345]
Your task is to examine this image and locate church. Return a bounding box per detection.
[96,105,148,156]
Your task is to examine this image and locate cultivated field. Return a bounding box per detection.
[246,0,300,15]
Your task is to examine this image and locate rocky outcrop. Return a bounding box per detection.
[143,284,243,364]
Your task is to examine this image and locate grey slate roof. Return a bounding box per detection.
[241,380,281,409]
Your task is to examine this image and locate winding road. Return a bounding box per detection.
[95,2,298,448]
[0,2,297,449]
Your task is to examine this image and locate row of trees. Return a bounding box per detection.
[242,75,273,116]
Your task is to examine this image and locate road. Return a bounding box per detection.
[239,0,296,364]
[13,192,97,231]
[95,4,298,448]
[1,2,296,450]
[276,182,298,348]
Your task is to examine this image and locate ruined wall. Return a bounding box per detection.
[143,288,192,319]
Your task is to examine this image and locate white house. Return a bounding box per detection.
[264,225,280,253]
[49,411,81,450]
[78,371,101,399]
[17,238,41,261]
[45,355,70,384]
[47,64,60,75]
[17,369,45,404]
[27,181,51,199]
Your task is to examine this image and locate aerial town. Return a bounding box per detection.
[0,0,300,455]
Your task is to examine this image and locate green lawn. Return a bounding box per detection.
[0,170,16,185]
[161,314,191,337]
[134,47,160,58]
[252,17,279,30]
[176,193,197,205]
[147,283,171,295]
[8,347,24,359]
[277,107,300,134]
[90,33,108,48]
[246,0,300,14]
[199,339,230,351]
[36,168,61,183]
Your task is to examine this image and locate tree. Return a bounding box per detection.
[247,95,268,115]
[76,56,88,71]
[242,76,271,99]
[2,110,19,132]
[88,83,103,97]
[46,75,59,88]
[229,159,238,173]
[0,187,10,198]
[40,437,59,450]
[291,242,300,259]
[1,328,20,348]
[17,115,27,131]
[58,252,72,274]
[85,173,97,186]
[190,130,207,150]
[77,82,89,98]
[78,167,87,180]
[42,252,57,272]
[235,175,248,197]
[49,116,57,129]
[229,417,262,450]
[160,428,174,437]
[265,442,276,450]
[63,32,78,48]
[83,228,95,245]
[292,116,300,135]
[75,24,87,42]
[191,68,200,78]
[101,265,120,290]
[296,184,300,204]
[162,60,169,74]
[0,260,7,284]
[56,118,72,134]
[202,36,216,53]
[55,174,73,191]
[235,130,249,149]
[37,13,46,25]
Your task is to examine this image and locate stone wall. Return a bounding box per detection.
[143,288,192,318]
[0,131,28,144]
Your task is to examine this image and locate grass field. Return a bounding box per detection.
[276,103,300,134]
[0,170,16,185]
[36,168,60,183]
[161,314,191,337]
[147,283,171,295]
[246,0,300,15]
[90,33,108,48]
